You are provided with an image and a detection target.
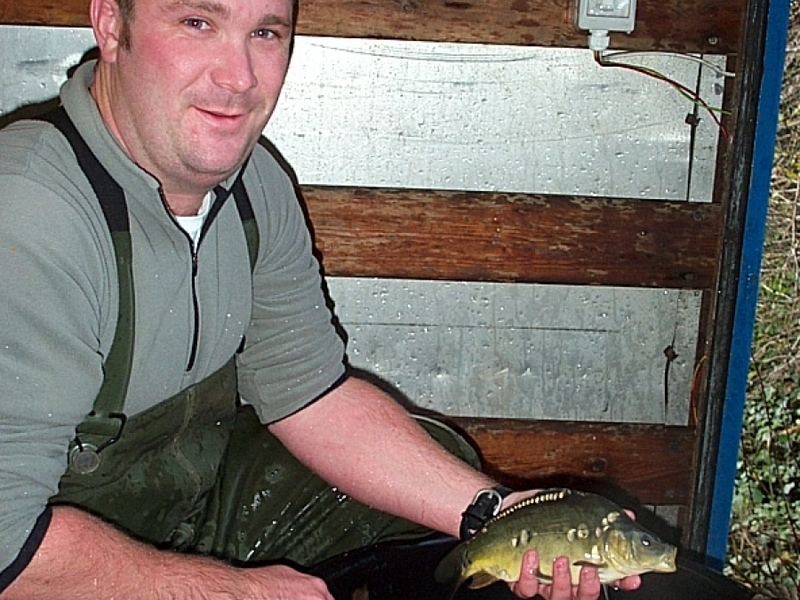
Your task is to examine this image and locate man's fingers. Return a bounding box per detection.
[548,557,574,600]
[614,575,642,591]
[511,550,541,598]
[575,566,601,600]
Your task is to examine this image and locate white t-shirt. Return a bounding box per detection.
[173,191,212,244]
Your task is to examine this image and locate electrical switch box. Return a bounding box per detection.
[577,0,637,34]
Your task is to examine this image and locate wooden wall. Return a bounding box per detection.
[2,0,744,53]
[1,0,748,534]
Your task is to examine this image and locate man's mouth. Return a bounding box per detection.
[194,106,248,127]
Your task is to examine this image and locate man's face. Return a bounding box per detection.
[94,0,294,197]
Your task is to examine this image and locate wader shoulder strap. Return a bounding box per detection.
[211,159,259,271]
[37,105,259,465]
[39,106,134,433]
[231,171,259,271]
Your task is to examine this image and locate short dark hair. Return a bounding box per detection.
[117,0,134,50]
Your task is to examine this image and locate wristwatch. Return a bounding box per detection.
[459,485,513,540]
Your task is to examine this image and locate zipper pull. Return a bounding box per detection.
[191,246,199,277]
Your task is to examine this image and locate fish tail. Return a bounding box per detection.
[434,544,464,583]
[434,544,467,599]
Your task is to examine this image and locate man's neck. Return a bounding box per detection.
[161,191,210,216]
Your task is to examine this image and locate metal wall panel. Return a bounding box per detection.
[0,26,713,424]
[0,27,723,201]
[0,26,95,116]
[328,279,699,424]
[272,37,722,202]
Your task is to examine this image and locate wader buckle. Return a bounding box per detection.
[69,411,128,475]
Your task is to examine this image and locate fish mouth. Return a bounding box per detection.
[658,547,679,573]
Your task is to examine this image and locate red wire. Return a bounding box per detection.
[594,51,731,142]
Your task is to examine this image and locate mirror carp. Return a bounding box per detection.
[435,488,677,595]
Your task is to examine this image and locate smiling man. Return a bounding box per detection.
[0,0,640,598]
[92,0,292,212]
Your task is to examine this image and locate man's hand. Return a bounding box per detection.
[509,551,642,600]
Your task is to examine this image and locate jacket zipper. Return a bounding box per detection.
[186,245,201,372]
[158,188,223,373]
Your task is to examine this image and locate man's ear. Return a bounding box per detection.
[90,0,123,62]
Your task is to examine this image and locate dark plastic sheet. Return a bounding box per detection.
[313,535,754,600]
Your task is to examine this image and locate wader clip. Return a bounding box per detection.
[69,411,128,474]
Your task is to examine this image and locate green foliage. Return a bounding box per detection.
[727,371,800,589]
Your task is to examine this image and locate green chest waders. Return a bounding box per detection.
[41,107,481,568]
[43,105,259,546]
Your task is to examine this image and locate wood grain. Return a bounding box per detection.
[449,416,695,505]
[2,0,742,54]
[302,186,722,289]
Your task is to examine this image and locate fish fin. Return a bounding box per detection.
[573,560,609,569]
[536,571,553,584]
[468,571,500,589]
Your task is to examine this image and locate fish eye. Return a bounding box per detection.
[641,536,652,547]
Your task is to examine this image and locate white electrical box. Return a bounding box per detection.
[577,0,637,33]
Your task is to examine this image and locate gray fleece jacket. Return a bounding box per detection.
[0,60,347,579]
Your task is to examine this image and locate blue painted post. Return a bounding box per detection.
[705,0,792,569]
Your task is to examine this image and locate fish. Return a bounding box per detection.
[435,488,677,596]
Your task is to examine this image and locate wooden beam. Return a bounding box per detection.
[2,0,742,54]
[297,0,742,53]
[448,417,696,506]
[302,186,722,289]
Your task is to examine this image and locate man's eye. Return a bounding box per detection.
[253,28,276,39]
[184,18,209,29]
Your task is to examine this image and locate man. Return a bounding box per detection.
[0,0,641,597]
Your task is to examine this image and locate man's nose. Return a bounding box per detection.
[211,43,258,93]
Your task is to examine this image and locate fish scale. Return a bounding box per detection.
[435,488,677,597]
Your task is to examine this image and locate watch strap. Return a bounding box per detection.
[459,485,513,540]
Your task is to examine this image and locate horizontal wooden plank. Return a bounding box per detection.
[1,0,742,54]
[302,186,722,289]
[297,0,742,53]
[447,417,696,506]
